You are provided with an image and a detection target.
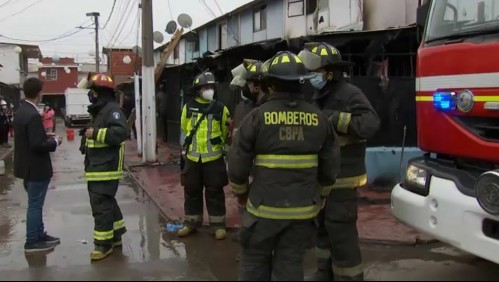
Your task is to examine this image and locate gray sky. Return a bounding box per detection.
[0,0,252,63]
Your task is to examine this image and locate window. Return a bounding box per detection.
[425,0,499,44]
[186,40,199,52]
[174,45,179,60]
[253,6,267,32]
[219,22,228,49]
[46,69,57,80]
[306,0,318,15]
[288,0,304,17]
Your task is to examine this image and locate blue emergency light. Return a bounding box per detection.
[433,92,456,111]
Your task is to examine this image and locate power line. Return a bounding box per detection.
[0,0,45,24]
[108,0,137,48]
[0,0,15,9]
[107,0,134,47]
[0,25,92,43]
[100,0,117,30]
[167,0,174,20]
[213,0,224,15]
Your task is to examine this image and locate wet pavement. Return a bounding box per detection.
[0,123,498,280]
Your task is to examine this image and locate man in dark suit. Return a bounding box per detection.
[14,78,63,253]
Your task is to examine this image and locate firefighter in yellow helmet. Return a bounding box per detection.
[82,73,129,261]
[230,59,269,136]
[228,51,340,281]
[178,70,231,240]
[299,43,380,281]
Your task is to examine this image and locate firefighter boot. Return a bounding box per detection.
[113,236,122,248]
[307,258,333,281]
[177,227,196,237]
[215,229,226,240]
[90,245,113,261]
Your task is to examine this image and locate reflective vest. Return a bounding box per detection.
[181,98,230,163]
[84,101,127,182]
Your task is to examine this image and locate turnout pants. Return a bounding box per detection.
[180,157,228,229]
[88,180,126,246]
[239,210,316,281]
[315,188,363,281]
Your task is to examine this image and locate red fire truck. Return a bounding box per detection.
[391,0,499,264]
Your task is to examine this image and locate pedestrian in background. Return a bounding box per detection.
[13,78,63,253]
[0,99,12,148]
[42,103,55,133]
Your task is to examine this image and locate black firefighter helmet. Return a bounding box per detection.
[192,70,217,90]
[262,51,315,83]
[298,42,353,71]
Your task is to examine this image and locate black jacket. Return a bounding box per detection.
[314,80,380,187]
[14,100,57,181]
[84,97,129,182]
[228,92,340,220]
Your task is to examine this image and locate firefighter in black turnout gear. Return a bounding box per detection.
[230,59,269,134]
[82,73,129,261]
[299,43,380,281]
[228,51,340,281]
[179,71,231,240]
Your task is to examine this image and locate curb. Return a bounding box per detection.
[125,164,440,245]
[0,147,13,161]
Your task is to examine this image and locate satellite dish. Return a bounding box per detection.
[132,45,142,55]
[178,13,193,29]
[122,55,132,64]
[52,55,60,62]
[165,20,177,34]
[153,31,164,43]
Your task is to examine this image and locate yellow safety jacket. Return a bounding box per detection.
[181,98,230,163]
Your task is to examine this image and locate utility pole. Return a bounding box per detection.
[134,3,143,156]
[86,12,100,72]
[141,0,157,163]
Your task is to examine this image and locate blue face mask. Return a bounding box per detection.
[310,73,326,90]
[88,90,98,104]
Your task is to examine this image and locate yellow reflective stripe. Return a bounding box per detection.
[97,128,108,144]
[246,201,320,220]
[332,264,364,278]
[118,143,124,171]
[321,185,334,196]
[94,230,114,241]
[415,96,433,102]
[86,139,110,148]
[85,171,123,181]
[333,174,368,189]
[254,154,318,169]
[113,219,125,231]
[209,216,226,224]
[337,112,351,134]
[315,247,331,259]
[230,181,249,195]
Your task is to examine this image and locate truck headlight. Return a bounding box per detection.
[406,164,428,186]
[404,164,430,196]
[476,170,499,216]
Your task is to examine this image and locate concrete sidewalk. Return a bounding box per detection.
[125,140,434,245]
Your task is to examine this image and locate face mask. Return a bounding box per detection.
[240,92,249,101]
[88,91,98,104]
[310,73,326,90]
[201,89,214,101]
